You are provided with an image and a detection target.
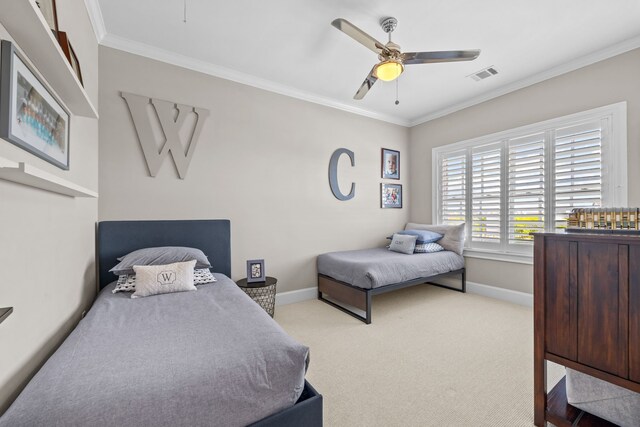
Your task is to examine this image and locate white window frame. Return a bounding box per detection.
[432,102,627,264]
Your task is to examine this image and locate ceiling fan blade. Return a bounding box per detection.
[402,50,481,65]
[332,18,388,55]
[353,67,378,100]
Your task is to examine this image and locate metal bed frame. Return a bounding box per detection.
[318,268,466,324]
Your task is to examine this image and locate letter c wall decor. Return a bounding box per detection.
[328,148,355,201]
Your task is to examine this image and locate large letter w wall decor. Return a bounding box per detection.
[121,92,209,179]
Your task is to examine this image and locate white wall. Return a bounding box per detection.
[98,46,410,292]
[0,0,99,413]
[410,48,640,294]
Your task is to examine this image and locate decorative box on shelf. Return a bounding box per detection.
[566,208,640,235]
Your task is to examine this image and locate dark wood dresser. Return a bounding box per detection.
[534,232,640,426]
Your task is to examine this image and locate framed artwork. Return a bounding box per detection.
[247,259,266,283]
[35,0,59,33]
[381,183,402,209]
[381,148,400,179]
[0,41,70,170]
[56,31,83,86]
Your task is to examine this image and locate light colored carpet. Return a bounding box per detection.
[274,284,563,427]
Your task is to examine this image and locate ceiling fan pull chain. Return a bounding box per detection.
[395,78,399,105]
[183,0,187,23]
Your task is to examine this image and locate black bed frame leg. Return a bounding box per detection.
[462,268,467,293]
[365,291,372,324]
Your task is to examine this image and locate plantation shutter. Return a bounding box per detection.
[471,144,501,244]
[508,133,545,245]
[553,121,603,231]
[435,104,622,256]
[439,151,467,225]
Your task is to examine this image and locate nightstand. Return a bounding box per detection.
[236,276,277,317]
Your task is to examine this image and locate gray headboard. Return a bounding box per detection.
[97,220,231,290]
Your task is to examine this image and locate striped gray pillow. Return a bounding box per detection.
[414,242,445,253]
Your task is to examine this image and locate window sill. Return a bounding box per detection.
[462,248,533,265]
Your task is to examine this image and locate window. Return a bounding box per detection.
[433,103,627,262]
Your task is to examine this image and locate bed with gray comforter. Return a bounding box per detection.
[317,223,467,323]
[317,247,464,289]
[0,275,309,427]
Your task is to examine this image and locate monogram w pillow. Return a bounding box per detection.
[131,260,197,298]
[113,268,216,294]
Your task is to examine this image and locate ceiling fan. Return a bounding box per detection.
[331,17,481,100]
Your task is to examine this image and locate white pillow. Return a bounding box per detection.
[388,234,418,254]
[131,260,197,298]
[113,268,216,294]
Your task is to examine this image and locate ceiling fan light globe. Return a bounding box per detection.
[374,61,404,82]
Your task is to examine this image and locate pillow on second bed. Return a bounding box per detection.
[131,260,197,298]
[388,234,418,254]
[414,242,445,254]
[396,229,442,243]
[404,223,465,255]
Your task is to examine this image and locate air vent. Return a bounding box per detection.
[468,66,498,81]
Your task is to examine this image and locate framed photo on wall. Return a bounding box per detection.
[246,259,266,283]
[381,148,400,179]
[381,183,402,209]
[0,41,70,170]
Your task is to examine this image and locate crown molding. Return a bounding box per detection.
[408,34,640,127]
[86,0,640,129]
[83,0,106,42]
[99,33,411,127]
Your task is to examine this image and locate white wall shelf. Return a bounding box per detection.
[1,0,98,118]
[0,156,97,198]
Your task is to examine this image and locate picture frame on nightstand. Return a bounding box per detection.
[246,259,265,283]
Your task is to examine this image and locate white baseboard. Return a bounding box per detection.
[466,281,533,307]
[275,287,317,306]
[275,280,533,308]
[432,277,533,307]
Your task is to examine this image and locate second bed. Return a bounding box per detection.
[317,223,466,324]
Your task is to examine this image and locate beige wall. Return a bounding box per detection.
[0,0,99,413]
[410,48,640,294]
[98,46,410,292]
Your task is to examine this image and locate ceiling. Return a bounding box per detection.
[89,0,640,126]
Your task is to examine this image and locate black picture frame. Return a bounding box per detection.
[246,259,265,283]
[381,148,400,180]
[0,40,70,170]
[381,183,402,209]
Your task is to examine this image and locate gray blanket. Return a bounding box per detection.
[0,275,308,427]
[317,248,464,289]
